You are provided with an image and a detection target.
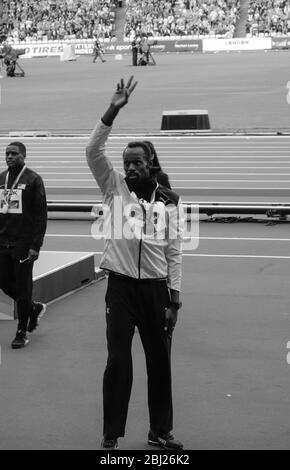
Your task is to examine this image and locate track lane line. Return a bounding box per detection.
[45,234,290,242]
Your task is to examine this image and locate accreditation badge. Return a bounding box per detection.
[0,189,23,214]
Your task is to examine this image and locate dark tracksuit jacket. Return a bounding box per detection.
[0,166,47,253]
[0,166,47,330]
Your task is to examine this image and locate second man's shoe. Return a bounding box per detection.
[101,437,118,450]
[148,430,183,450]
[27,302,46,333]
[11,330,29,349]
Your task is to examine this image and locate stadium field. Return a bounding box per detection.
[0,50,289,133]
[1,49,290,452]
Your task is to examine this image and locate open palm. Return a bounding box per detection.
[111,76,138,109]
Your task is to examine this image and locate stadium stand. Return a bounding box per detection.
[124,0,240,38]
[245,0,290,36]
[0,0,118,41]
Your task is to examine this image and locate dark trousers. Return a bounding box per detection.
[92,51,104,62]
[103,273,172,439]
[0,245,34,331]
[132,48,137,66]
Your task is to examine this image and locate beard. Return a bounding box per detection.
[125,173,157,201]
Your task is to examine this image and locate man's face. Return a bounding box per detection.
[123,147,151,183]
[5,145,25,170]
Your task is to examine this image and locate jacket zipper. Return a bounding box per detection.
[138,201,146,279]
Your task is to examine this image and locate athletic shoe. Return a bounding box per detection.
[27,302,46,333]
[148,430,183,450]
[11,330,29,349]
[101,438,118,450]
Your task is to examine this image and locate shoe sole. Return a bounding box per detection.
[12,339,29,349]
[148,439,183,450]
[101,443,119,450]
[28,304,47,333]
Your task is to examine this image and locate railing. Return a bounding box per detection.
[47,201,290,218]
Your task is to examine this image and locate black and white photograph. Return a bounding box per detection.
[0,0,290,460]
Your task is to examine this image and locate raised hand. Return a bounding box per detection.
[110,76,138,110]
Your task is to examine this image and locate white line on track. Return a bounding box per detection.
[79,149,290,152]
[199,237,290,241]
[2,137,290,141]
[42,178,290,182]
[0,143,289,151]
[168,179,290,182]
[22,149,290,153]
[42,247,290,260]
[45,234,290,242]
[45,185,290,190]
[42,169,290,174]
[15,145,290,148]
[30,166,290,169]
[20,156,290,159]
[2,144,290,148]
[47,200,290,204]
[1,135,290,140]
[23,161,290,165]
[182,254,290,259]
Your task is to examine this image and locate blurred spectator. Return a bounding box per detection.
[124,0,240,38]
[1,0,117,41]
[246,0,290,36]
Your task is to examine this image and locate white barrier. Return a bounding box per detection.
[8,35,276,58]
[60,44,77,61]
[12,42,93,57]
[203,37,272,52]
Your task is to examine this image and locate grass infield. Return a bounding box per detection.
[0,50,289,133]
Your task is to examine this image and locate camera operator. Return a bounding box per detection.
[140,34,150,64]
[131,36,138,66]
[1,43,25,77]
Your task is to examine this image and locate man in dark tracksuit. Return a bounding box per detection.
[86,77,184,450]
[0,141,47,349]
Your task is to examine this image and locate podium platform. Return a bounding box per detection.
[0,251,98,320]
[0,292,14,321]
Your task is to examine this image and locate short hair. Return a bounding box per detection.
[123,141,152,163]
[7,141,26,157]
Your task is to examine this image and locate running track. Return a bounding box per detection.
[1,135,290,450]
[1,135,290,201]
[2,220,290,450]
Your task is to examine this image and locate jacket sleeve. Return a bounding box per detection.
[31,175,47,251]
[164,199,184,292]
[86,120,116,194]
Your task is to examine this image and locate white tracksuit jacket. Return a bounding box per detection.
[86,120,183,291]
